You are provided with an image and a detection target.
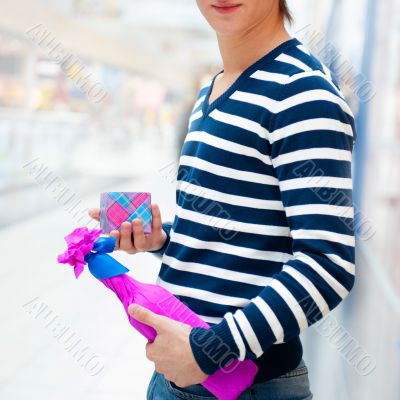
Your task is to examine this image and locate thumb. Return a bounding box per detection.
[128,304,162,331]
[88,208,100,221]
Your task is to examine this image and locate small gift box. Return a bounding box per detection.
[100,192,152,234]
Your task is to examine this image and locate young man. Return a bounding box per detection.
[90,1,356,398]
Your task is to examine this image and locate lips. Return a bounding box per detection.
[211,2,242,14]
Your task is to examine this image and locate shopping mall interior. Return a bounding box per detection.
[0,0,399,399]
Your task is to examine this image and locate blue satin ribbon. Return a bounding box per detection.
[84,237,129,279]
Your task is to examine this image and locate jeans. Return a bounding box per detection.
[146,360,313,400]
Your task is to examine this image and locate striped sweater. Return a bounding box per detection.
[156,38,356,381]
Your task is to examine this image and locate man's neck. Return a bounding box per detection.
[216,15,291,76]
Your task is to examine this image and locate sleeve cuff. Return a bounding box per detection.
[189,319,240,375]
[148,223,172,256]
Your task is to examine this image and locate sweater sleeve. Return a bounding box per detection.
[148,222,172,256]
[189,74,357,375]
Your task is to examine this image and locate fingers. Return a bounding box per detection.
[146,344,169,376]
[145,341,155,361]
[151,204,162,232]
[119,222,135,252]
[109,230,120,250]
[128,304,162,332]
[132,219,146,251]
[88,208,100,221]
[149,204,167,251]
[111,219,147,253]
[89,204,164,254]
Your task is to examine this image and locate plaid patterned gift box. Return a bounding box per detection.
[100,192,152,234]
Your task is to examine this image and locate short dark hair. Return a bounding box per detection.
[279,0,293,24]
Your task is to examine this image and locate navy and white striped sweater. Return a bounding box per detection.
[156,38,356,381]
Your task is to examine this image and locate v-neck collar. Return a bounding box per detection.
[201,37,300,118]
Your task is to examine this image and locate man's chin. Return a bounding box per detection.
[211,21,247,36]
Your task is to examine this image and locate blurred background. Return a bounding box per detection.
[0,0,398,399]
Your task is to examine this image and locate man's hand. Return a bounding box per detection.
[88,204,167,254]
[128,304,208,388]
